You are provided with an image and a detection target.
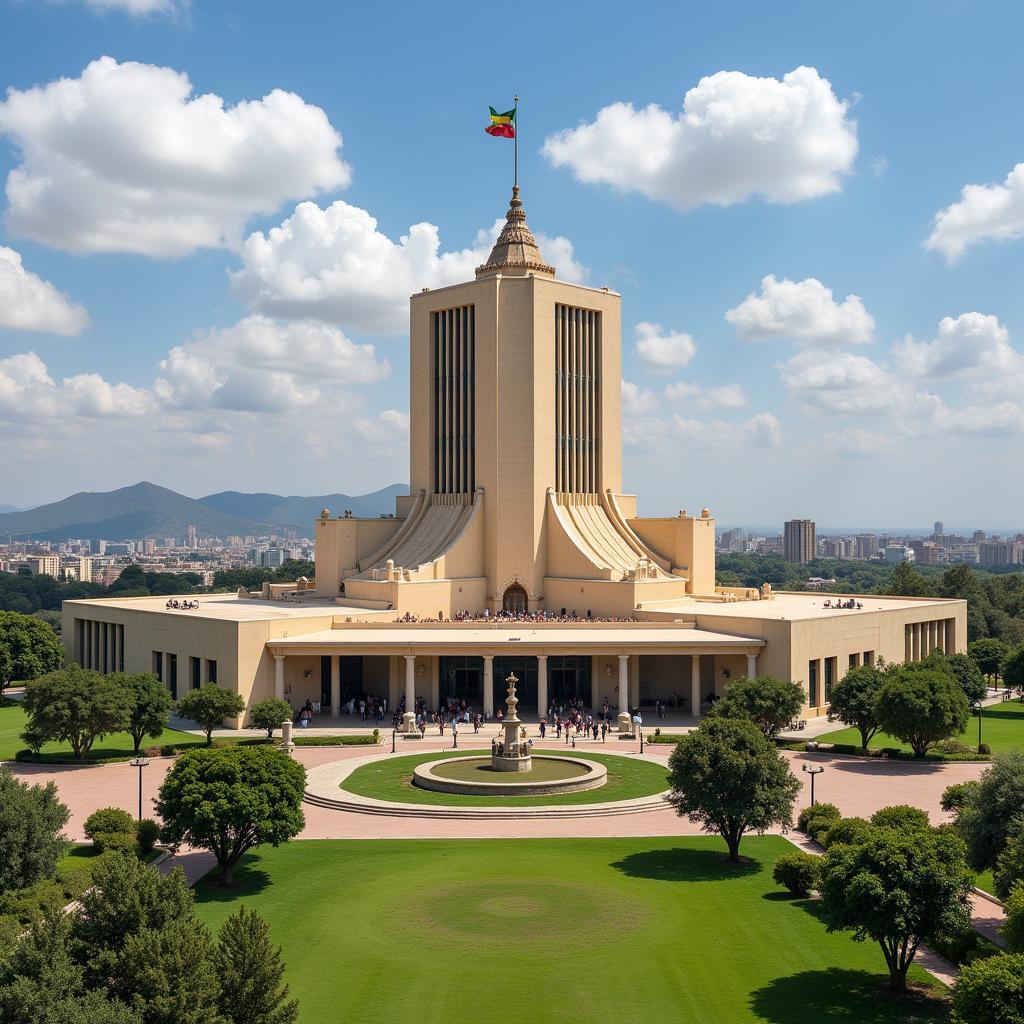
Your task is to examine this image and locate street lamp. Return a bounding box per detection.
[129,757,149,821]
[802,764,824,806]
[974,699,984,751]
[391,727,397,753]
[452,721,458,749]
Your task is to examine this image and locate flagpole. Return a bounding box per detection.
[514,94,519,190]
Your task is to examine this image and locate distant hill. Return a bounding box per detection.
[198,484,407,527]
[0,481,406,542]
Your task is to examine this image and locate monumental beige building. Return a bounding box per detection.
[63,189,966,727]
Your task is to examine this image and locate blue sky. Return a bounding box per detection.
[1,0,1022,530]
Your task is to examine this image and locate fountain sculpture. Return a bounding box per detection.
[490,673,532,772]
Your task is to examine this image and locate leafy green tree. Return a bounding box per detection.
[884,561,933,598]
[874,666,970,757]
[0,610,64,697]
[123,673,172,753]
[707,675,804,738]
[155,746,305,886]
[819,823,972,991]
[994,825,1024,901]
[1002,881,1024,953]
[955,752,1024,875]
[827,665,885,750]
[215,905,299,1024]
[21,665,131,760]
[951,953,1024,1024]
[83,807,136,843]
[666,717,801,863]
[941,781,979,815]
[1004,646,1024,691]
[945,652,988,705]
[0,766,69,894]
[869,805,930,831]
[249,698,293,740]
[969,637,1011,682]
[115,918,224,1024]
[175,684,245,745]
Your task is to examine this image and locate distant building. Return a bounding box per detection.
[89,539,106,556]
[784,520,816,564]
[855,534,880,560]
[187,524,198,548]
[934,521,944,536]
[979,541,1024,565]
[973,530,987,544]
[884,545,914,564]
[26,556,61,578]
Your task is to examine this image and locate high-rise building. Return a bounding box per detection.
[784,520,816,564]
[187,524,198,548]
[933,521,944,536]
[89,538,106,555]
[979,541,1024,565]
[855,534,880,560]
[26,556,61,578]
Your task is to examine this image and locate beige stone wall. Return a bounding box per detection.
[314,516,403,597]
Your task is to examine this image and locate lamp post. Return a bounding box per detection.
[975,700,983,751]
[391,727,397,753]
[128,757,149,821]
[802,764,824,806]
[452,721,458,750]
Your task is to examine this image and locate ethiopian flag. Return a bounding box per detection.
[485,105,516,138]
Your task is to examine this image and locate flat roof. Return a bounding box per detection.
[653,592,965,622]
[63,594,374,623]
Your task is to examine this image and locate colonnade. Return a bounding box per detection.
[75,618,124,674]
[905,618,955,661]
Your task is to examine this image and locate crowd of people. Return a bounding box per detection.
[393,608,637,624]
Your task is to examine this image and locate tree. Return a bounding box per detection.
[707,675,804,738]
[874,666,970,757]
[215,906,299,1024]
[176,684,246,745]
[951,954,1024,1024]
[0,766,69,894]
[884,561,933,598]
[946,652,988,705]
[827,665,885,750]
[666,717,801,863]
[124,673,172,753]
[1002,881,1024,953]
[819,824,972,992]
[1004,646,1024,691]
[994,825,1024,901]
[249,698,293,741]
[155,746,305,886]
[969,637,1011,682]
[955,752,1024,875]
[869,804,930,832]
[21,665,131,761]
[0,610,64,698]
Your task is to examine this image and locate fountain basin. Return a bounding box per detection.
[413,755,607,797]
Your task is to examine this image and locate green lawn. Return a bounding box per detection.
[819,700,1024,756]
[341,747,668,806]
[193,837,946,1024]
[974,869,996,897]
[0,701,203,762]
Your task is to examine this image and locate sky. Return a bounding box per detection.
[0,0,1023,530]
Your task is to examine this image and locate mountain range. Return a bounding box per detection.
[0,481,407,542]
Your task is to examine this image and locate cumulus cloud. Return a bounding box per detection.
[78,0,188,15]
[633,322,697,373]
[0,246,88,335]
[893,312,1019,378]
[0,57,349,257]
[621,380,658,416]
[926,163,1024,263]
[725,275,874,346]
[664,380,747,409]
[230,202,585,334]
[931,401,1024,436]
[779,350,910,414]
[543,66,857,211]
[624,410,780,451]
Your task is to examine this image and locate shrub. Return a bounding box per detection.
[136,819,161,856]
[951,953,1024,1024]
[869,805,931,832]
[83,807,136,843]
[979,742,992,756]
[773,851,820,897]
[797,802,841,836]
[93,831,140,858]
[1003,881,1024,953]
[934,739,974,756]
[54,859,95,901]
[822,816,872,849]
[0,877,67,925]
[995,829,1024,900]
[292,734,379,746]
[0,914,19,947]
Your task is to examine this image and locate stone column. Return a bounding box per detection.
[691,655,701,717]
[618,655,629,713]
[402,655,416,732]
[936,619,946,655]
[330,656,340,713]
[905,624,912,662]
[274,655,285,700]
[536,655,548,718]
[912,623,921,661]
[483,656,494,718]
[746,653,758,679]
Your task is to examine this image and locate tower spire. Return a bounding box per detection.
[474,187,555,279]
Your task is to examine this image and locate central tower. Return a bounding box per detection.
[408,189,624,610]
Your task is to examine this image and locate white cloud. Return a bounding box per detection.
[634,322,697,373]
[79,0,187,15]
[543,66,857,211]
[893,312,1018,378]
[621,380,658,416]
[930,401,1024,436]
[664,380,747,409]
[725,275,874,346]
[926,163,1024,263]
[624,410,780,451]
[0,246,88,335]
[871,156,888,178]
[230,202,585,334]
[0,57,349,257]
[821,429,894,456]
[779,350,909,414]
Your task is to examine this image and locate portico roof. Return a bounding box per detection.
[267,624,765,658]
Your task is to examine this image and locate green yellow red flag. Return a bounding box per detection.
[485,105,516,138]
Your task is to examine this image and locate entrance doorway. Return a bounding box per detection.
[548,655,592,707]
[502,583,528,614]
[440,655,483,706]
[493,656,537,709]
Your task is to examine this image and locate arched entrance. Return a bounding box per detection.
[502,583,528,614]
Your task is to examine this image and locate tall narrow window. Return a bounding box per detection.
[432,305,475,496]
[555,304,601,494]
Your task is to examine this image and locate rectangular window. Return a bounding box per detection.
[824,657,837,703]
[168,654,177,700]
[864,651,875,667]
[190,656,201,689]
[849,652,860,670]
[554,304,602,494]
[206,659,217,685]
[152,651,163,681]
[807,660,817,707]
[432,305,475,495]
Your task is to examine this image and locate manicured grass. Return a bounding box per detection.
[0,701,204,762]
[430,755,589,782]
[974,869,997,897]
[341,747,668,805]
[820,700,1024,756]
[193,837,947,1024]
